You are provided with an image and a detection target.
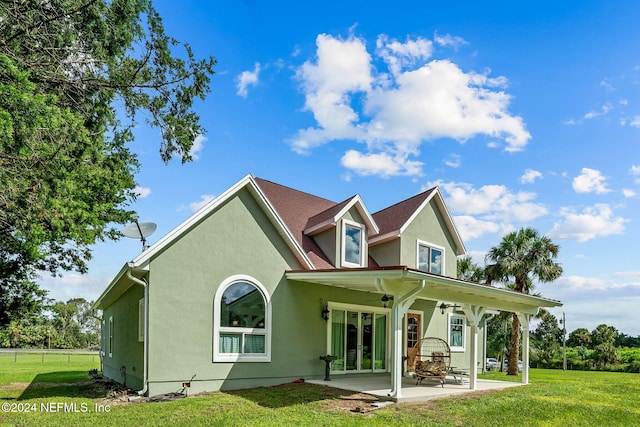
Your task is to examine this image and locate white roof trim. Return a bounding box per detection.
[286,268,562,314]
[428,188,466,255]
[371,187,466,255]
[304,194,380,236]
[369,231,401,245]
[130,174,315,270]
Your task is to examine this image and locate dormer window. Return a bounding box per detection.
[342,220,365,267]
[417,240,444,275]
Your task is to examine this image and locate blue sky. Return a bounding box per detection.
[40,1,640,336]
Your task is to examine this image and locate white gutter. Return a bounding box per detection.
[126,266,149,396]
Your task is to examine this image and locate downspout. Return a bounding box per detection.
[126,266,149,396]
[388,278,426,399]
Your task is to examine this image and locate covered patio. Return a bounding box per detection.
[307,373,522,403]
[288,266,562,400]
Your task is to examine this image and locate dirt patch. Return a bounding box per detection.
[0,382,30,391]
[324,391,387,414]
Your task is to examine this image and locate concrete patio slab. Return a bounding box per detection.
[307,374,523,403]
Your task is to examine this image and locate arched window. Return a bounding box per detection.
[213,275,271,362]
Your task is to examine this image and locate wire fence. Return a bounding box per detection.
[0,348,100,363]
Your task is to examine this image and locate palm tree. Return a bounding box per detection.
[456,255,485,282]
[485,227,563,375]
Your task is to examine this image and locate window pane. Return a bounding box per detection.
[346,311,358,370]
[361,313,372,370]
[220,282,265,328]
[430,248,443,275]
[374,314,386,370]
[418,245,429,271]
[407,317,419,348]
[331,310,345,371]
[220,333,241,353]
[450,317,464,348]
[244,334,265,354]
[344,224,362,265]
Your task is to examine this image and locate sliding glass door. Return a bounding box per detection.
[330,306,388,373]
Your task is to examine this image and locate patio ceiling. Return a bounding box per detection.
[286,266,562,315]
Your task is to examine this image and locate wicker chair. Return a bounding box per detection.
[410,337,451,387]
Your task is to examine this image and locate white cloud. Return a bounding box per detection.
[572,167,611,194]
[558,275,610,291]
[376,34,433,76]
[291,33,532,176]
[433,32,468,50]
[443,153,461,168]
[549,204,628,242]
[433,180,548,222]
[584,102,612,119]
[38,274,110,303]
[189,134,207,160]
[236,62,261,97]
[341,149,423,177]
[291,34,372,155]
[189,194,217,212]
[540,270,640,335]
[520,168,543,184]
[622,189,636,198]
[631,116,640,127]
[631,165,640,183]
[430,180,547,240]
[134,185,151,198]
[453,215,502,241]
[599,79,614,91]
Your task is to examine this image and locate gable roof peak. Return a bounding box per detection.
[304,193,379,236]
[370,185,466,255]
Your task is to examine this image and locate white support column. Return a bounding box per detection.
[387,280,426,400]
[462,305,486,390]
[516,313,531,385]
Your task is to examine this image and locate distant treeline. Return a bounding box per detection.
[488,312,640,373]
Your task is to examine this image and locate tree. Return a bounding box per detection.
[485,227,563,375]
[0,277,50,327]
[531,312,562,366]
[50,298,100,348]
[567,328,592,348]
[0,0,216,303]
[457,256,485,282]
[486,312,512,371]
[591,324,619,369]
[615,333,640,348]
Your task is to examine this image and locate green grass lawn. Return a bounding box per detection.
[1,354,639,426]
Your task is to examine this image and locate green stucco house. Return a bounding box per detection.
[94,174,561,399]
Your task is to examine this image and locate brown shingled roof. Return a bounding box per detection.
[372,187,436,236]
[254,178,336,269]
[305,195,357,232]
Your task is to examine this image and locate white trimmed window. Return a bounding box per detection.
[417,240,445,275]
[138,298,145,342]
[342,219,365,267]
[101,319,106,356]
[448,313,465,352]
[108,316,114,357]
[213,275,271,362]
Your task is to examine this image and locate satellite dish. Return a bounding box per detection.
[122,222,157,239]
[122,215,157,251]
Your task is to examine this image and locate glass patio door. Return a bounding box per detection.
[330,307,387,373]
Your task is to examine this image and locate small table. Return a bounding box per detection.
[449,367,469,384]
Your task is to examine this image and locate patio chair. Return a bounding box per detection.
[412,337,451,387]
